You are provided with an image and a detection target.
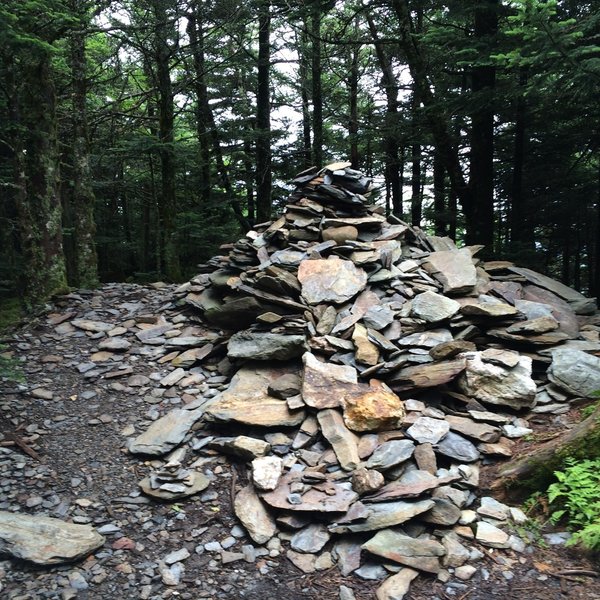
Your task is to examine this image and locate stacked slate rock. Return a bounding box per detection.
[129,162,600,595]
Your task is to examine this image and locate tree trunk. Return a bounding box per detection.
[366,13,402,216]
[494,405,600,496]
[69,5,99,289]
[468,0,498,250]
[448,186,457,240]
[297,22,312,168]
[433,151,446,236]
[410,140,422,227]
[255,0,272,223]
[16,51,68,307]
[348,38,360,169]
[508,68,533,249]
[593,161,600,299]
[390,0,474,231]
[311,2,323,167]
[187,2,211,205]
[152,0,181,281]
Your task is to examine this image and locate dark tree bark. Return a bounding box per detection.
[448,186,457,240]
[410,141,422,227]
[68,2,99,289]
[433,150,446,236]
[187,2,212,205]
[348,37,360,169]
[366,12,402,215]
[311,2,323,167]
[255,0,272,223]
[411,1,423,229]
[15,51,68,307]
[594,162,600,299]
[297,23,312,168]
[151,0,181,280]
[494,405,600,496]
[244,137,255,223]
[469,0,498,250]
[508,69,534,249]
[390,0,474,233]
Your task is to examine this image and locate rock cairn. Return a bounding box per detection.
[123,162,600,595]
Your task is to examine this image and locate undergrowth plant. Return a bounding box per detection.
[547,457,600,551]
[0,344,24,383]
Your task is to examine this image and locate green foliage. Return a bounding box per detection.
[0,297,22,332]
[0,344,24,383]
[580,400,600,420]
[547,458,600,550]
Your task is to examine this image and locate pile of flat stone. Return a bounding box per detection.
[126,162,600,596]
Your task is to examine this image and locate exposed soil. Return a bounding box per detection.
[0,283,598,599]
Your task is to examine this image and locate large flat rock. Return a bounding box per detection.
[362,528,444,573]
[317,409,360,471]
[298,256,367,305]
[234,485,277,544]
[329,499,435,533]
[205,364,305,427]
[510,267,597,314]
[457,351,536,410]
[227,330,306,360]
[547,348,600,397]
[302,352,357,409]
[129,407,205,455]
[423,249,477,295]
[261,472,358,513]
[411,291,461,322]
[0,511,105,565]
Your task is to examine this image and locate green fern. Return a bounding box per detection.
[547,458,600,550]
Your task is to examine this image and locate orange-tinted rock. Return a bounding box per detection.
[343,380,405,432]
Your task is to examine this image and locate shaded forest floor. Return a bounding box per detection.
[0,283,599,600]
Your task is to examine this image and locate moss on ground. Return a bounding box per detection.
[0,297,23,333]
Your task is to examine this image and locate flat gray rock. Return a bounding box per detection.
[421,498,461,525]
[0,511,104,565]
[98,337,131,352]
[228,330,306,360]
[298,256,367,305]
[423,249,477,295]
[205,364,305,427]
[330,499,435,533]
[362,529,444,573]
[435,431,480,463]
[302,352,357,409]
[129,407,204,455]
[445,415,501,443]
[510,267,596,314]
[71,319,113,333]
[317,409,360,470]
[375,568,419,600]
[139,470,210,500]
[411,291,460,323]
[234,484,277,545]
[290,523,330,553]
[548,348,600,397]
[406,417,449,444]
[261,472,358,513]
[366,440,415,471]
[476,521,510,548]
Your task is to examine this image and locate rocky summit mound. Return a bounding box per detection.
[2,162,600,599]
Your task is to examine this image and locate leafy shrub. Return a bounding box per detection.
[548,457,600,550]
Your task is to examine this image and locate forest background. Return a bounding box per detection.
[0,0,598,312]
